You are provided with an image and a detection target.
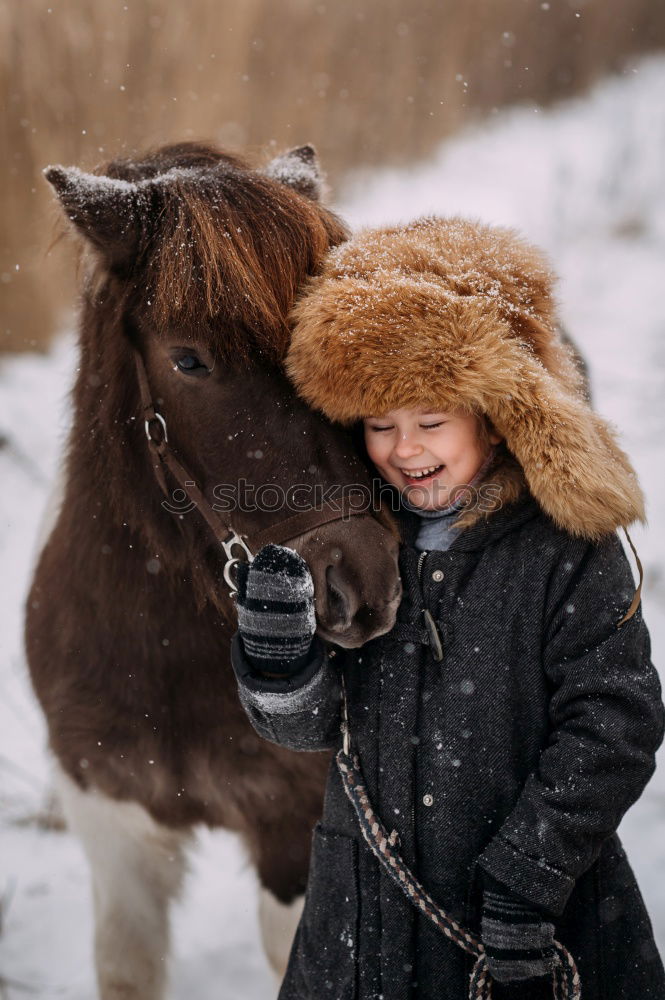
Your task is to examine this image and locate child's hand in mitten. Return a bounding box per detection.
[481,874,559,983]
[235,544,316,675]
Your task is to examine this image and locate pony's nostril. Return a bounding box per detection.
[325,564,353,631]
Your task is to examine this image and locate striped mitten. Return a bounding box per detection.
[235,544,316,675]
[481,874,558,983]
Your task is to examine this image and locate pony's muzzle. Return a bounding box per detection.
[304,521,401,647]
[318,558,402,645]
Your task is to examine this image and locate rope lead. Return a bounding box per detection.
[336,748,582,1000]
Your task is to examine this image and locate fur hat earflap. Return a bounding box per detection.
[286,217,645,540]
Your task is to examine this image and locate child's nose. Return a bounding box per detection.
[393,435,424,460]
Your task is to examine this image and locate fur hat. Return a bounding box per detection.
[286,217,644,540]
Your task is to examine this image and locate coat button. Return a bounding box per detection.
[431,569,444,582]
[422,793,434,807]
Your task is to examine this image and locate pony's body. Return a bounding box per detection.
[26,142,400,999]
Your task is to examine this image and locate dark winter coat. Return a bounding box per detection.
[232,494,665,1000]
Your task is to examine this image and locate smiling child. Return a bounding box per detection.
[230,217,665,1000]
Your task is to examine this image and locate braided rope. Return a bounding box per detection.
[336,749,582,1000]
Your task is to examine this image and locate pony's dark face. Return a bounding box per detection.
[45,143,401,646]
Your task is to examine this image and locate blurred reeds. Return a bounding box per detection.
[1,0,664,352]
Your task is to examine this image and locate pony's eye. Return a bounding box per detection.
[173,353,210,377]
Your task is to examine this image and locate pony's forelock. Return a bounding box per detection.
[90,143,347,366]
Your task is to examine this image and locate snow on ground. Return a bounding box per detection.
[2,55,665,997]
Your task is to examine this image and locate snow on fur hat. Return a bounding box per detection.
[286,217,645,541]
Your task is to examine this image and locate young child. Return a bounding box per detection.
[231,218,665,999]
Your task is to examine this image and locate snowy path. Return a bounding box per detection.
[2,56,665,997]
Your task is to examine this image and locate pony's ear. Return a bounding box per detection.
[43,165,142,266]
[263,144,324,201]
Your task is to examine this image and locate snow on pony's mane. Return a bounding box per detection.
[74,143,347,367]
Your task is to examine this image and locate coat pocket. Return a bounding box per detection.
[296,823,360,1000]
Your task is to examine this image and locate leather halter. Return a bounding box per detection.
[133,348,368,599]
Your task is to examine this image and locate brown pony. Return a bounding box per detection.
[26,142,401,999]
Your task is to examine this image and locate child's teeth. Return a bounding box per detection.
[403,465,441,479]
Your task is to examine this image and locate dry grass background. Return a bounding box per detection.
[1,0,663,352]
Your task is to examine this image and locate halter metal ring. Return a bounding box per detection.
[223,557,242,597]
[145,412,168,444]
[221,530,254,599]
[221,530,254,564]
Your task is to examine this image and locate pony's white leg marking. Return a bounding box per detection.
[55,764,189,1000]
[259,887,304,981]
